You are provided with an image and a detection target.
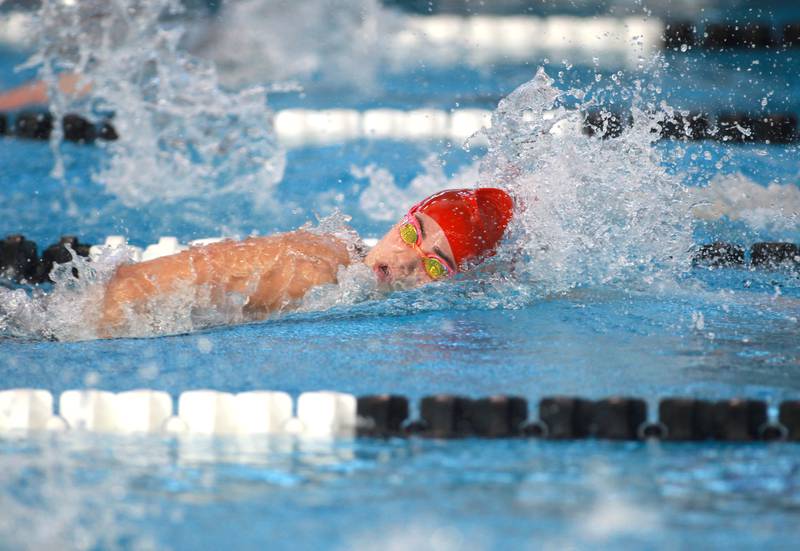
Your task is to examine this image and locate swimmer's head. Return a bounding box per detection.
[365,188,514,289]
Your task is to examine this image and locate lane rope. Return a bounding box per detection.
[4,12,800,57]
[1,109,797,146]
[0,389,798,442]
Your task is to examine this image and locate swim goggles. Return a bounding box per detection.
[399,215,454,280]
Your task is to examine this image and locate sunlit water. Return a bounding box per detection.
[0,0,799,549]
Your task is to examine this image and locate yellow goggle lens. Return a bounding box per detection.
[423,257,448,279]
[399,223,418,245]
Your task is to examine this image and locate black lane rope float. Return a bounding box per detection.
[358,395,800,442]
[0,112,117,144]
[693,242,800,270]
[3,391,799,442]
[583,110,800,143]
[1,234,799,285]
[0,109,799,145]
[1,235,91,284]
[664,21,800,51]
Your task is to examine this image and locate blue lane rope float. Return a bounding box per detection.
[1,235,798,286]
[1,389,800,442]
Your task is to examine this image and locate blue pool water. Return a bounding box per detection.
[1,1,800,549]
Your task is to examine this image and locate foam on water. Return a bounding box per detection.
[24,0,285,207]
[355,154,481,223]
[0,246,131,341]
[690,173,800,235]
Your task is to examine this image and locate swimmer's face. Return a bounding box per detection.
[365,212,456,290]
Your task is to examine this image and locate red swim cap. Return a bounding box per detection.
[408,188,514,270]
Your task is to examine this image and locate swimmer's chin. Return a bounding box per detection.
[372,276,427,293]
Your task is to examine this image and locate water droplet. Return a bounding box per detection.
[197,337,214,354]
[84,371,101,387]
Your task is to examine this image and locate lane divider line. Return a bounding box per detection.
[2,389,800,442]
[6,13,799,60]
[3,108,797,147]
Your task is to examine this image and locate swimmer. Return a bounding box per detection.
[0,74,90,111]
[99,188,513,337]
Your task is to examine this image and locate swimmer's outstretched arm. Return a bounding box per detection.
[99,231,350,337]
[0,74,90,111]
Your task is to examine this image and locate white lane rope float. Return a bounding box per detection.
[3,11,798,59]
[1,13,662,61]
[1,388,799,442]
[3,108,797,148]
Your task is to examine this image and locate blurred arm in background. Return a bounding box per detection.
[0,73,90,111]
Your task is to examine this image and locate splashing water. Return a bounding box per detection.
[482,68,694,292]
[24,0,285,207]
[354,154,481,223]
[358,68,694,294]
[0,247,131,341]
[690,173,800,235]
[1,67,701,341]
[189,0,397,91]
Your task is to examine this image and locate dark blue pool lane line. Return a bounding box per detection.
[361,395,800,442]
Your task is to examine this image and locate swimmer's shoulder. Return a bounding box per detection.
[190,232,350,264]
[277,231,351,266]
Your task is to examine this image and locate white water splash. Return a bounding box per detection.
[488,69,694,291]
[354,154,480,222]
[358,68,695,294]
[690,173,800,233]
[2,68,701,341]
[190,0,397,91]
[25,0,285,207]
[0,246,135,341]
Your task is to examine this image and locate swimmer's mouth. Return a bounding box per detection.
[372,264,391,284]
